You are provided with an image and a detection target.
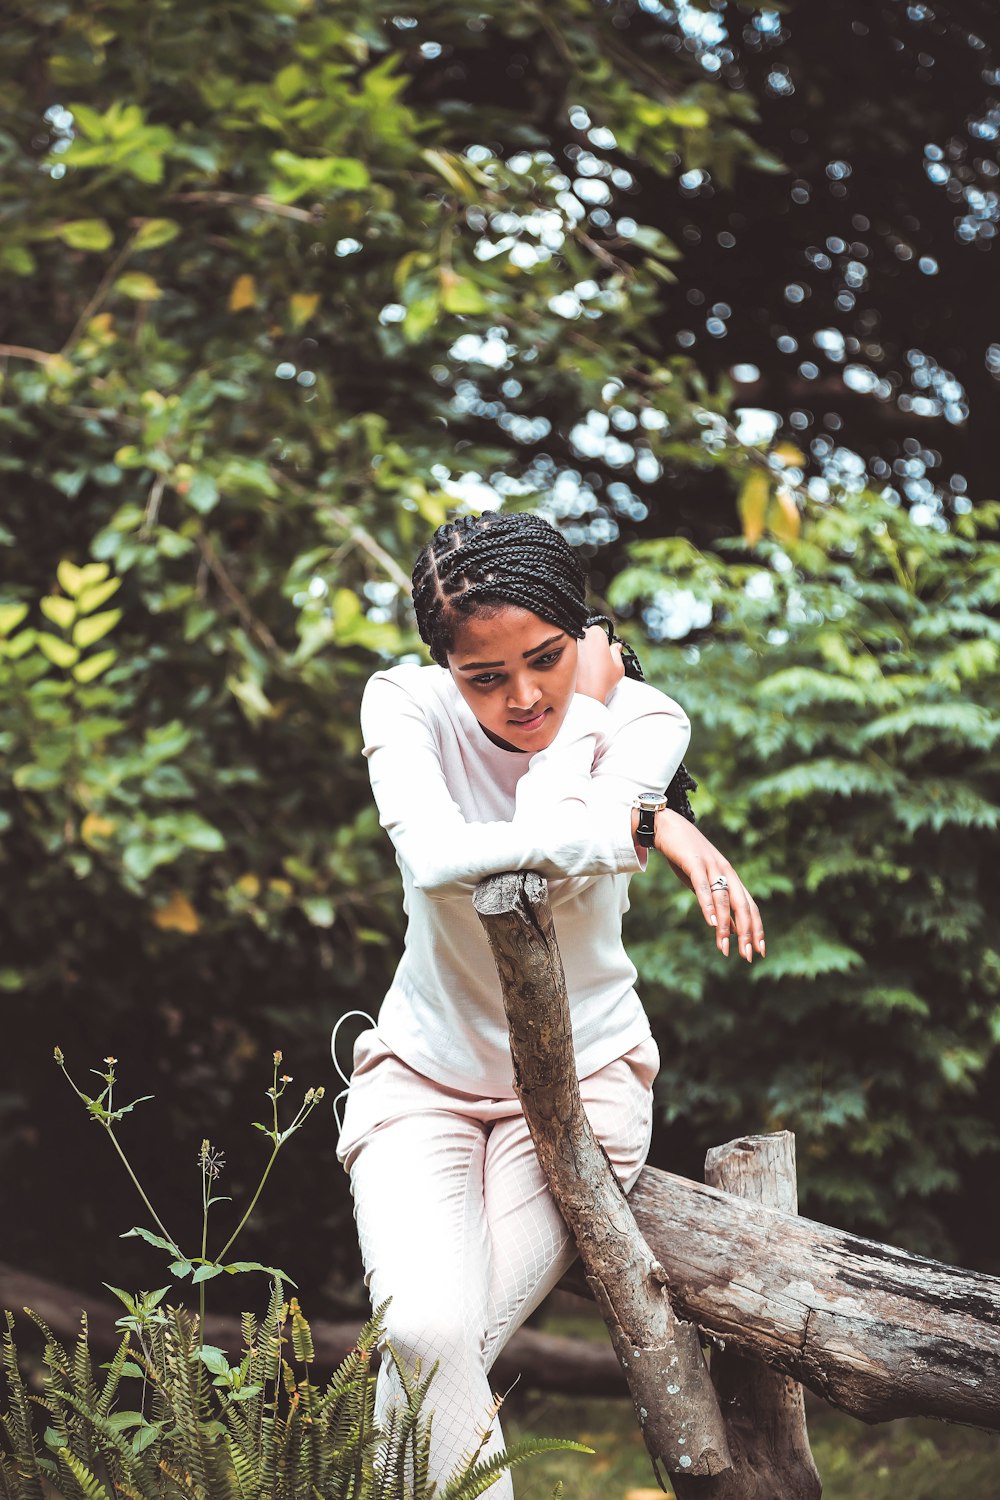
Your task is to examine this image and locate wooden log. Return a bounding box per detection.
[622,1165,1000,1431]
[0,1260,622,1397]
[704,1134,822,1500]
[473,870,733,1483]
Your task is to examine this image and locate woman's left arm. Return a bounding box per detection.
[578,625,765,963]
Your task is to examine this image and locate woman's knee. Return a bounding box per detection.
[377,1288,481,1367]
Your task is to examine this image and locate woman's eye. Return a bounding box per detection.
[472,673,500,687]
[534,649,563,667]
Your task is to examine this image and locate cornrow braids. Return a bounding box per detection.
[411,512,590,667]
[411,512,699,822]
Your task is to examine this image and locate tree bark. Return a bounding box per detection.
[704,1133,822,1500]
[617,1164,1000,1430]
[474,870,733,1484]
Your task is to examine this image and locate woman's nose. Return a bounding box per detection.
[507,675,541,710]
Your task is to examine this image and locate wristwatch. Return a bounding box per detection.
[633,790,668,848]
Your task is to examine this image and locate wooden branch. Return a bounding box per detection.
[702,1134,822,1500]
[0,344,58,365]
[167,192,322,223]
[61,230,141,357]
[474,870,733,1483]
[195,530,283,662]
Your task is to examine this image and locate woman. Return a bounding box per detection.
[336,511,763,1495]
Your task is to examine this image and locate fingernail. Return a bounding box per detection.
[722,938,729,957]
[709,915,718,927]
[745,942,753,962]
[760,942,766,958]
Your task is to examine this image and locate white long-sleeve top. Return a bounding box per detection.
[359,662,691,1095]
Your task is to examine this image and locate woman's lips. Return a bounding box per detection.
[507,708,550,733]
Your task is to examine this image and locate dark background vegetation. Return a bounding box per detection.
[2,0,998,1343]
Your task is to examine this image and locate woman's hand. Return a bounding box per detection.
[575,624,625,704]
[652,809,765,963]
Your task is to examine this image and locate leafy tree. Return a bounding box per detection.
[616,487,1000,1258]
[1,0,996,1306]
[0,0,778,1293]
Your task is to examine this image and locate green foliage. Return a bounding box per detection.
[0,0,797,1289]
[0,1293,587,1499]
[615,492,1000,1252]
[0,0,994,1283]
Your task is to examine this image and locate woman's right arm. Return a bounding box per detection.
[361,671,641,899]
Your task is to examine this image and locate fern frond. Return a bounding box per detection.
[0,1452,17,1500]
[72,1315,99,1411]
[158,1309,215,1497]
[223,1429,258,1500]
[96,1333,133,1418]
[46,1386,151,1494]
[23,1309,71,1378]
[437,1436,594,1500]
[56,1446,114,1500]
[288,1300,314,1366]
[157,1456,209,1499]
[2,1312,45,1500]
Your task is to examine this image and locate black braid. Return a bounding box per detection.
[411,512,590,666]
[411,513,697,822]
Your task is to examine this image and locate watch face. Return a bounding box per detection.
[637,792,667,812]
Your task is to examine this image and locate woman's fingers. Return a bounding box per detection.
[696,865,765,962]
[691,861,732,955]
[727,875,765,962]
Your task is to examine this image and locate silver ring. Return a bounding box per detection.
[709,875,729,892]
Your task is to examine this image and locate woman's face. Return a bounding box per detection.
[446,606,579,752]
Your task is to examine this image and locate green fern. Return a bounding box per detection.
[1,1313,44,1500]
[2,1295,591,1500]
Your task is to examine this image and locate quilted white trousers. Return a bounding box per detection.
[336,1029,659,1498]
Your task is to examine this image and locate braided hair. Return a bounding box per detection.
[411,512,590,667]
[411,511,698,821]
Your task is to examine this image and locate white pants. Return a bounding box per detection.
[336,1029,659,1499]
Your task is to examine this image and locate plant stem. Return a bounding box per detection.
[56,1060,177,1246]
[214,1146,281,1265]
[103,1127,177,1247]
[199,1151,210,1348]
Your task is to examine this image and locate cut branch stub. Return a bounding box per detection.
[474,870,732,1482]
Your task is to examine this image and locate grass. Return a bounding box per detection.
[500,1303,1000,1500]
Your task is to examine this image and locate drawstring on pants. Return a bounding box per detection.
[330,1009,377,1137]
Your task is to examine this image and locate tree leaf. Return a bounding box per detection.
[133,218,180,250]
[77,577,122,614]
[229,275,257,312]
[73,649,116,682]
[37,632,80,668]
[192,1264,224,1284]
[0,603,29,636]
[115,272,163,301]
[40,595,76,630]
[737,468,770,547]
[152,890,200,934]
[55,219,114,251]
[289,292,320,330]
[73,608,121,648]
[121,1227,181,1255]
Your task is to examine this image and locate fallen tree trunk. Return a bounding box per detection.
[622,1163,1000,1431]
[0,1260,619,1397]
